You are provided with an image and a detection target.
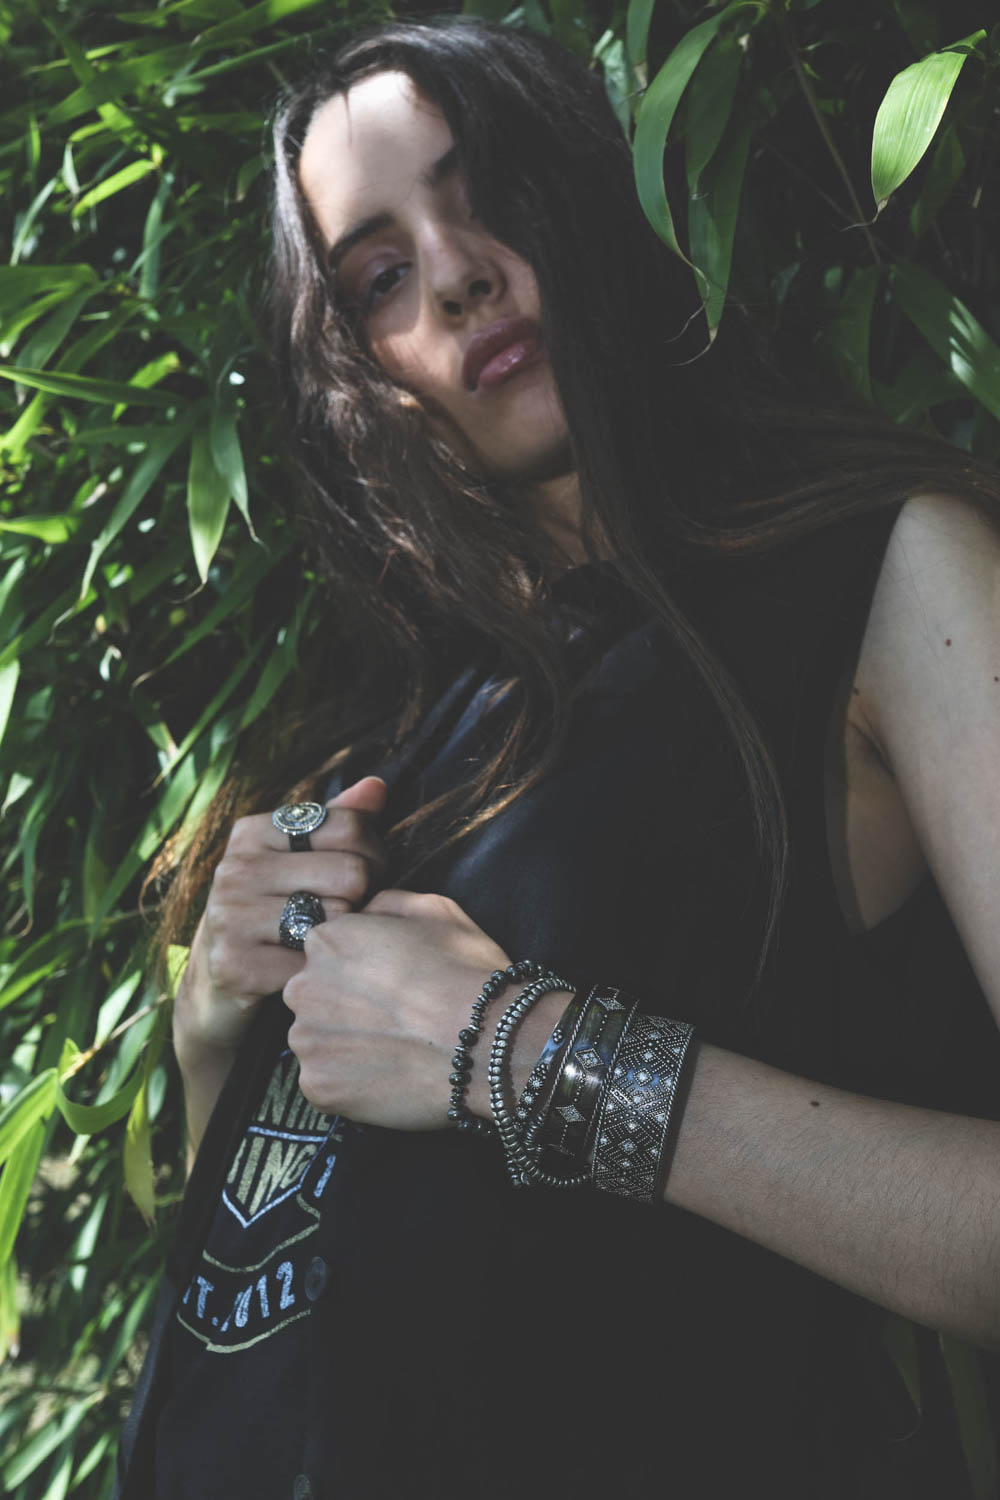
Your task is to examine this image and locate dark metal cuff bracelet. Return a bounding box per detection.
[536,984,639,1164]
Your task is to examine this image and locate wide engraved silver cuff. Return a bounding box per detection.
[590,1013,694,1203]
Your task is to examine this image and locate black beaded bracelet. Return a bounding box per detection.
[446,959,543,1135]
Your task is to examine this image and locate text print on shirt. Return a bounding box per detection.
[176,1047,345,1354]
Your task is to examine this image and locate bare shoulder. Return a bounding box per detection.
[851,491,1000,1015]
[855,491,1000,747]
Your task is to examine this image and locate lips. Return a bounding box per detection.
[462,317,544,392]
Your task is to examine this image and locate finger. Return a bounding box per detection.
[363,889,455,919]
[229,805,387,868]
[329,776,388,816]
[265,895,352,945]
[214,847,375,905]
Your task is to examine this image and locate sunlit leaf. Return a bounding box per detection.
[54,1040,146,1134]
[0,659,19,754]
[71,156,159,216]
[123,1002,167,1224]
[0,1390,101,1488]
[80,410,197,598]
[187,424,232,582]
[0,514,82,543]
[0,1118,46,1269]
[891,262,1000,422]
[0,1068,57,1167]
[210,402,254,537]
[871,32,985,209]
[0,365,177,407]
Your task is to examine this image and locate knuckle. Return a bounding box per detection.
[336,852,369,904]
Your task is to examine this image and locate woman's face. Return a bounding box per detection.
[298,70,570,480]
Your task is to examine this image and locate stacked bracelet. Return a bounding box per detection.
[488,971,588,1189]
[449,962,696,1208]
[532,984,639,1164]
[590,1013,695,1202]
[446,959,544,1136]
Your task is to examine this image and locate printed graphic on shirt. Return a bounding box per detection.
[176,1047,346,1355]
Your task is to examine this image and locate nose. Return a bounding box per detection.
[425,226,504,319]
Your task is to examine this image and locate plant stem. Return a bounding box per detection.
[776,10,882,268]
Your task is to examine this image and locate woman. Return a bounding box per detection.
[119,18,1000,1499]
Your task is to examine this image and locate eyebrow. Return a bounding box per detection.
[325,146,460,272]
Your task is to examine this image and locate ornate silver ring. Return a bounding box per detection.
[273,801,327,851]
[278,890,327,951]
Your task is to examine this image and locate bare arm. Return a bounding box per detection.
[473,494,1000,1344]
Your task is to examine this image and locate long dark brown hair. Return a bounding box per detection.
[148,18,1000,979]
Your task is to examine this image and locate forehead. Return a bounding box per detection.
[298,71,453,245]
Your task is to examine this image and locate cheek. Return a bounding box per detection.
[370,328,442,396]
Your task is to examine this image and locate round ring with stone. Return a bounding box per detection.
[278,891,327,951]
[273,801,327,851]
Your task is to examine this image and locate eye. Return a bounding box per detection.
[360,261,409,315]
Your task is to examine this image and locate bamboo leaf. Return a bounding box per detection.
[0,1391,101,1488]
[0,1069,57,1168]
[0,1119,46,1270]
[195,0,327,46]
[687,107,751,335]
[0,658,19,753]
[626,0,655,69]
[909,123,965,238]
[871,32,985,209]
[71,157,159,217]
[80,411,196,599]
[54,1043,145,1135]
[123,1002,168,1225]
[633,4,759,261]
[819,265,881,402]
[891,262,1000,422]
[0,365,178,407]
[210,402,255,537]
[684,32,743,181]
[187,425,231,582]
[0,514,82,543]
[0,265,98,313]
[0,1252,18,1362]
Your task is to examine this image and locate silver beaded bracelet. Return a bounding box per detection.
[487,972,590,1190]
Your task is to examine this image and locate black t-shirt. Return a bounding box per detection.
[125,516,1000,1500]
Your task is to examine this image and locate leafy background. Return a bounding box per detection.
[1,0,998,1494]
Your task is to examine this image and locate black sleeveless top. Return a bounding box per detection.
[120,508,1000,1500]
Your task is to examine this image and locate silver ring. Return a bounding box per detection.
[278,890,327,951]
[273,801,327,851]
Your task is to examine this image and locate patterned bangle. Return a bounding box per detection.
[513,988,587,1144]
[590,1013,695,1203]
[487,973,589,1190]
[533,984,639,1163]
[447,959,543,1136]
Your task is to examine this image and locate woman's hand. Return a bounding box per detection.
[174,776,389,1070]
[282,890,514,1130]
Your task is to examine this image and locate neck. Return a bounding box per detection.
[522,470,593,566]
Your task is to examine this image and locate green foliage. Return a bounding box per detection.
[1,0,998,1494]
